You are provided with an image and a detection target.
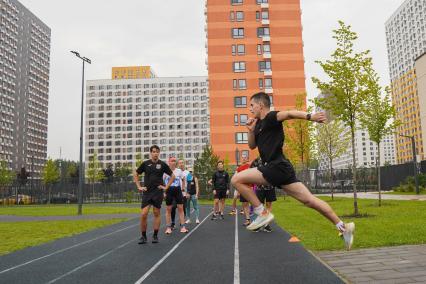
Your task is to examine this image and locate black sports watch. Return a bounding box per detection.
[306,113,312,121]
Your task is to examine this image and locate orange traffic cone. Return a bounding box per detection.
[288,236,300,243]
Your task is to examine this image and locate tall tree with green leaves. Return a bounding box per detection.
[284,93,315,183]
[86,153,105,196]
[313,21,372,215]
[0,161,14,205]
[317,120,351,200]
[42,158,60,204]
[115,164,132,182]
[193,144,220,195]
[359,65,399,206]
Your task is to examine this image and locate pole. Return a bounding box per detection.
[411,136,419,195]
[78,60,85,215]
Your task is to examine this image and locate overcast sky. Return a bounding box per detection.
[18,0,404,161]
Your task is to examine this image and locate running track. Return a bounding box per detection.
[0,206,344,284]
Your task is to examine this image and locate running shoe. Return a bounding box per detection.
[171,223,175,230]
[243,219,251,227]
[220,214,224,220]
[211,214,217,220]
[180,226,189,233]
[165,227,172,235]
[196,219,200,224]
[185,219,191,224]
[229,210,236,215]
[246,211,274,231]
[138,236,147,245]
[263,224,273,233]
[342,222,355,250]
[239,210,244,215]
[152,235,159,244]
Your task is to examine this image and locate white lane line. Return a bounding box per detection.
[46,237,137,284]
[233,212,240,284]
[134,212,213,284]
[0,222,139,275]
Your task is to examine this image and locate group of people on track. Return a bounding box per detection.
[133,91,355,250]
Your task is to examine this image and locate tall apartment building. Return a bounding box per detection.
[0,0,51,175]
[206,0,306,164]
[415,53,426,158]
[112,66,156,80]
[385,0,426,163]
[85,76,209,169]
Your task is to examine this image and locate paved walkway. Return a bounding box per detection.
[317,192,426,201]
[317,245,426,283]
[0,213,140,222]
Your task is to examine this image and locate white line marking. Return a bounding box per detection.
[0,222,139,275]
[134,212,212,284]
[233,213,240,284]
[46,238,136,284]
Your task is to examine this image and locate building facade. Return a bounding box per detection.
[0,0,51,175]
[206,0,306,164]
[415,52,426,159]
[112,66,156,80]
[385,0,426,163]
[85,76,209,169]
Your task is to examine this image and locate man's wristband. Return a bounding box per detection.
[306,113,311,121]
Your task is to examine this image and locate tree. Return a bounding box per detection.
[86,153,105,197]
[42,158,60,204]
[284,93,315,185]
[359,65,399,206]
[0,161,14,205]
[313,21,372,215]
[115,164,132,182]
[193,144,220,195]
[317,120,351,200]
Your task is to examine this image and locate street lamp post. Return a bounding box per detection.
[71,51,91,215]
[400,134,419,195]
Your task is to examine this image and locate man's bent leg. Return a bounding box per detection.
[231,168,269,208]
[282,182,341,225]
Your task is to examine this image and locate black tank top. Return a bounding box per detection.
[187,178,196,195]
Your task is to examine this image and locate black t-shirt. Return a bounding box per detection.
[136,159,173,192]
[212,170,229,191]
[187,177,197,195]
[254,111,285,163]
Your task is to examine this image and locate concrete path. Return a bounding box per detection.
[0,206,343,284]
[317,245,426,283]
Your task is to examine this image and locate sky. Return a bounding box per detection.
[17,0,405,161]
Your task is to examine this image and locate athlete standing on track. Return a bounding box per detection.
[208,161,230,220]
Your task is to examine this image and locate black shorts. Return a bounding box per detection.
[258,158,300,187]
[165,186,184,206]
[141,190,163,209]
[214,190,227,200]
[256,187,277,203]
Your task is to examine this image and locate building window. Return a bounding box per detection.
[269,95,273,106]
[241,150,249,159]
[235,132,248,144]
[234,97,247,108]
[233,79,238,90]
[256,11,260,21]
[232,45,236,55]
[256,0,268,3]
[261,11,269,20]
[257,27,270,37]
[232,28,244,39]
[265,78,272,88]
[257,44,262,55]
[263,43,271,53]
[231,0,243,4]
[236,11,244,21]
[230,11,235,21]
[238,79,247,90]
[259,78,264,89]
[237,44,245,55]
[234,114,239,126]
[258,61,272,71]
[240,114,248,125]
[233,61,246,73]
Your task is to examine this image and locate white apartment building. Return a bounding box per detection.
[85,76,210,169]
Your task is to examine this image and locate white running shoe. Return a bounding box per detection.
[246,211,274,231]
[196,219,200,224]
[342,222,355,250]
[185,219,191,224]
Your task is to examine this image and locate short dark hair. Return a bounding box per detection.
[150,145,160,152]
[250,92,270,108]
[217,160,224,166]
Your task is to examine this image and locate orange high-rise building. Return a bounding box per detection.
[206,0,306,165]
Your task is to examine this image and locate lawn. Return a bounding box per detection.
[272,197,426,251]
[0,219,126,255]
[0,204,140,216]
[384,191,426,195]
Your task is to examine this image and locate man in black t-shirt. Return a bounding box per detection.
[230,92,355,250]
[208,161,230,220]
[133,145,175,244]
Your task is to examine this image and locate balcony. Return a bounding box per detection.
[261,19,270,25]
[263,69,272,76]
[263,52,271,59]
[261,3,269,8]
[265,88,273,94]
[262,36,271,42]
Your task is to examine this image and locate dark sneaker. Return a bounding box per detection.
[211,214,217,220]
[220,214,224,220]
[152,235,159,244]
[252,227,262,233]
[138,236,147,245]
[243,219,251,227]
[171,223,175,230]
[263,224,272,233]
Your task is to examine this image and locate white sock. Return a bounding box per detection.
[254,204,265,216]
[336,221,345,232]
